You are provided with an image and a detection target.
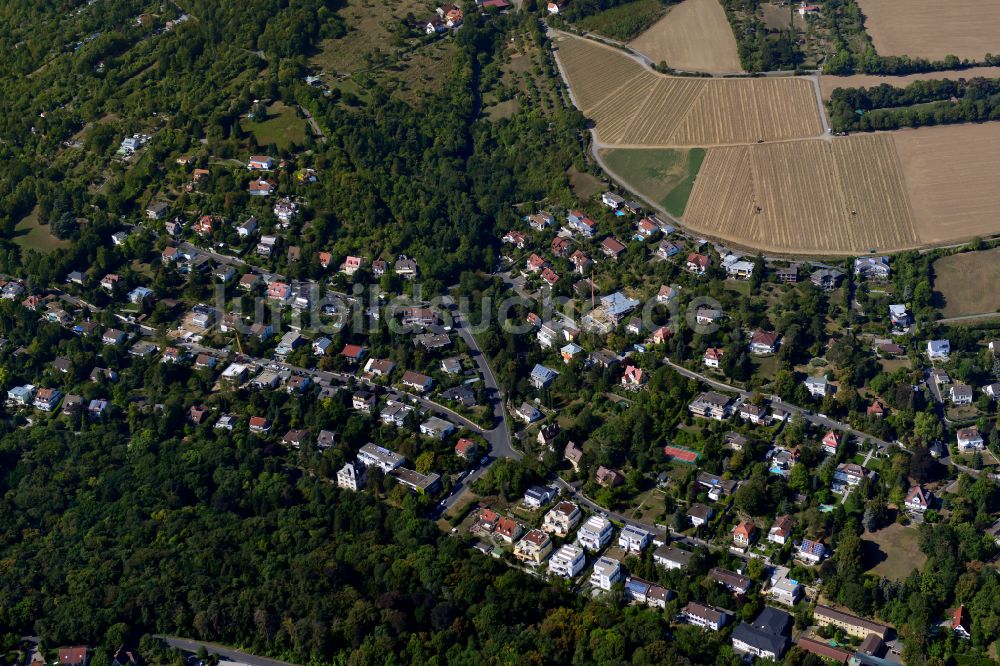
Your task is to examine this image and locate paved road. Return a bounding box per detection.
[155,636,298,666]
[179,242,246,268]
[663,358,892,449]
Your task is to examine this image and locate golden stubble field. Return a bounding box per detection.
[892,124,1000,244]
[856,0,1000,61]
[628,0,743,73]
[684,135,919,254]
[553,32,1000,254]
[554,34,821,146]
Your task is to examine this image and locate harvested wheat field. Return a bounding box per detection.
[629,0,742,73]
[554,34,821,146]
[820,67,1000,99]
[893,124,1000,245]
[684,135,919,254]
[856,0,1000,61]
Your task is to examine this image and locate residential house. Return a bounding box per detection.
[927,339,950,359]
[833,463,870,491]
[867,399,888,418]
[564,441,584,471]
[602,192,625,209]
[618,525,652,553]
[797,539,827,565]
[889,303,911,328]
[601,236,626,259]
[957,426,985,450]
[709,567,751,595]
[686,253,710,274]
[950,383,973,405]
[688,391,734,420]
[810,268,843,290]
[567,210,597,237]
[454,438,476,459]
[775,266,799,283]
[352,390,375,413]
[624,577,671,608]
[380,400,412,427]
[248,416,270,433]
[33,388,62,411]
[526,253,548,273]
[704,347,724,368]
[237,217,258,238]
[494,517,524,544]
[732,521,757,547]
[731,607,792,661]
[822,430,841,455]
[577,515,614,551]
[657,240,682,259]
[595,465,625,488]
[749,329,780,355]
[281,429,309,448]
[523,485,557,509]
[696,308,722,325]
[341,344,367,363]
[548,544,586,578]
[653,545,693,570]
[257,235,278,257]
[805,375,830,398]
[515,402,541,423]
[541,267,559,287]
[621,364,646,389]
[394,256,418,279]
[551,236,572,258]
[650,326,672,345]
[904,485,932,513]
[246,156,274,171]
[336,460,366,491]
[528,212,554,229]
[636,217,657,238]
[854,256,891,280]
[739,402,768,425]
[58,647,90,666]
[724,256,755,280]
[769,515,793,545]
[419,416,454,439]
[683,602,729,631]
[402,370,433,392]
[590,556,623,591]
[813,605,889,640]
[952,606,971,640]
[697,472,738,501]
[570,250,592,274]
[514,529,553,566]
[399,307,438,327]
[502,230,528,248]
[341,255,363,275]
[530,364,559,389]
[102,329,126,346]
[88,399,109,419]
[543,501,581,537]
[358,443,405,472]
[688,503,715,527]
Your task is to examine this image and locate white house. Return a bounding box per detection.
[804,375,830,398]
[927,339,950,359]
[618,525,652,553]
[957,426,985,450]
[683,602,729,631]
[589,556,623,591]
[548,544,585,578]
[576,515,613,551]
[904,485,932,513]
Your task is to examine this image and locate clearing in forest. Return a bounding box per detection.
[683,135,918,254]
[933,247,1000,318]
[554,34,820,146]
[629,0,742,73]
[599,148,705,216]
[856,0,1000,61]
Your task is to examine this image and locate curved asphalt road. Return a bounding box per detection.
[155,636,298,666]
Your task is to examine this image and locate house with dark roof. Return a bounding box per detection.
[731,607,791,660]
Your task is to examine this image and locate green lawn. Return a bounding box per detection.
[13,206,68,254]
[576,0,668,41]
[600,147,706,216]
[242,102,308,151]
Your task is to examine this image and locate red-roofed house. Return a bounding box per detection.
[318,251,333,269]
[249,416,270,433]
[58,647,89,666]
[732,521,757,547]
[455,438,476,459]
[541,268,560,286]
[651,326,672,345]
[867,399,887,418]
[952,605,971,639]
[621,364,646,389]
[704,347,724,368]
[527,254,547,273]
[248,178,276,196]
[904,485,932,513]
[749,329,780,355]
[821,430,841,455]
[495,516,523,543]
[686,253,709,274]
[341,344,366,363]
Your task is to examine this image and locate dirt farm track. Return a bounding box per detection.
[552,31,1000,255]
